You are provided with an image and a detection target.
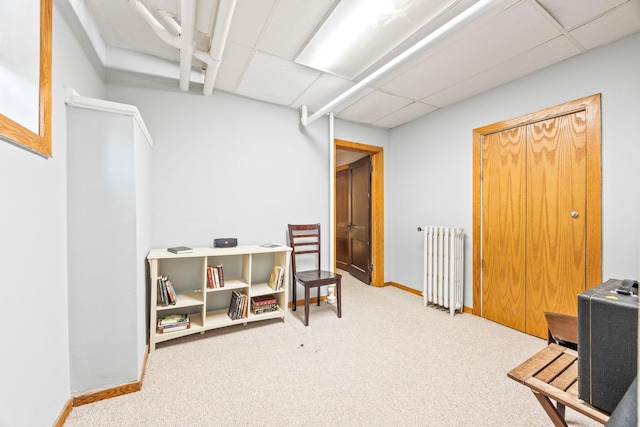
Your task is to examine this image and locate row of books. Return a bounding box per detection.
[157,276,177,306]
[268,266,284,290]
[207,264,225,288]
[251,294,279,315]
[228,291,248,320]
[157,313,190,334]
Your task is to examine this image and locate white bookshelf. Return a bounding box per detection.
[147,244,291,351]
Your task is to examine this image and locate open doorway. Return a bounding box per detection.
[336,154,371,284]
[334,139,384,287]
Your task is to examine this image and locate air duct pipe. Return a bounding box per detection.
[129,0,179,47]
[300,0,498,126]
[178,1,197,91]
[129,0,197,92]
[194,0,237,96]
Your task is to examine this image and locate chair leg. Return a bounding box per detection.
[304,286,310,326]
[336,279,342,318]
[292,279,297,311]
[317,286,321,306]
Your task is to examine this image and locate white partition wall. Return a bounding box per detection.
[66,91,152,394]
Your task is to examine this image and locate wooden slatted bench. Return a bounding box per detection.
[507,343,610,427]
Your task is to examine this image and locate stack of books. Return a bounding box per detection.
[228,291,248,320]
[251,294,279,315]
[157,314,190,334]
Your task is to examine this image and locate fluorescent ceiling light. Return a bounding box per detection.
[296,0,459,79]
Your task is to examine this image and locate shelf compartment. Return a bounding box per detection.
[251,282,285,296]
[157,291,204,310]
[154,313,204,343]
[205,308,247,327]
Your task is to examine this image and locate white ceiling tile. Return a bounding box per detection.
[371,0,522,86]
[569,0,640,49]
[87,0,175,59]
[236,51,320,106]
[215,42,253,93]
[259,0,337,60]
[334,87,376,113]
[381,1,562,100]
[372,102,439,128]
[337,90,413,124]
[537,0,630,30]
[422,35,581,107]
[226,0,276,47]
[290,73,355,111]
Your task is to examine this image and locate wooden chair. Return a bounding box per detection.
[288,224,342,326]
[544,311,578,350]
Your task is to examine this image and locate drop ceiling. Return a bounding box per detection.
[77,0,640,128]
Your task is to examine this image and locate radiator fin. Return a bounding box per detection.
[422,226,464,316]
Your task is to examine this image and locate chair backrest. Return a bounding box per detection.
[288,224,321,274]
[545,311,578,349]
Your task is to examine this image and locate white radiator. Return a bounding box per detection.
[420,226,464,316]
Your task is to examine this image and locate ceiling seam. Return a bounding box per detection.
[526,0,587,53]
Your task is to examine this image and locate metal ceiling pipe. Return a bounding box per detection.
[179,0,197,91]
[200,0,237,96]
[128,0,179,47]
[300,0,498,127]
[157,10,181,36]
[130,0,197,91]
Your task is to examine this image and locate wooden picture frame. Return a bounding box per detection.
[0,0,52,157]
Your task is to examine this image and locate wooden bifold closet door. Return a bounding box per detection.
[473,95,601,339]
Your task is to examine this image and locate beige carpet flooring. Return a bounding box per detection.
[64,271,602,426]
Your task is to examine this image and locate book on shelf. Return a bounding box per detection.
[157,313,190,333]
[159,313,187,324]
[268,266,283,290]
[157,276,177,306]
[207,265,215,288]
[251,304,280,315]
[157,321,190,333]
[228,290,248,320]
[251,294,277,307]
[167,246,193,254]
[212,266,220,288]
[216,264,225,287]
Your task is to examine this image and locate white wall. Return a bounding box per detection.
[67,107,151,394]
[0,2,105,426]
[389,32,640,307]
[105,73,390,277]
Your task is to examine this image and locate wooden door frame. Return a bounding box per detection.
[472,94,602,316]
[335,139,384,287]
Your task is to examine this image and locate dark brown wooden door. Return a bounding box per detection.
[335,156,372,284]
[336,167,349,270]
[348,156,371,284]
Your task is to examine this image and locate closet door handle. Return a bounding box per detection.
[570,211,579,218]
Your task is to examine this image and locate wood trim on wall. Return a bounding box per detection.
[472,94,602,316]
[387,281,472,313]
[74,346,149,405]
[335,139,384,287]
[0,0,52,156]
